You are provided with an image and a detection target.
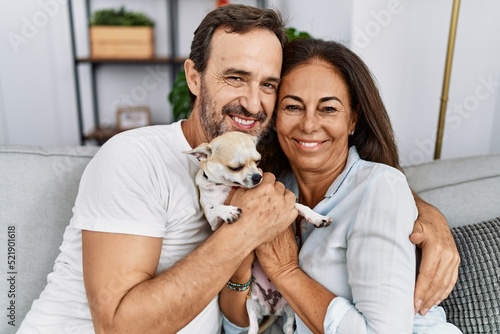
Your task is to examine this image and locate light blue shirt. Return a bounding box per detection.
[223,147,461,333]
[282,146,417,333]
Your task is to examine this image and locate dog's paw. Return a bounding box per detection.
[295,203,332,228]
[218,205,242,224]
[314,217,332,228]
[309,215,332,228]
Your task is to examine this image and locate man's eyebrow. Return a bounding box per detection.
[223,68,250,76]
[266,76,281,85]
[223,68,280,85]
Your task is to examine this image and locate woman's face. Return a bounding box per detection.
[276,60,356,173]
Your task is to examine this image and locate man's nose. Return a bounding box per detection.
[240,85,261,115]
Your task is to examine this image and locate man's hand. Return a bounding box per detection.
[410,194,460,315]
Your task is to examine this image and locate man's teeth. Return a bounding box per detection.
[299,141,319,147]
[233,116,255,126]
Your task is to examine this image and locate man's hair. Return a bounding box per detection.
[260,38,401,174]
[187,4,287,103]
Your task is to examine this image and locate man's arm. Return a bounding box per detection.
[82,173,298,334]
[410,191,460,315]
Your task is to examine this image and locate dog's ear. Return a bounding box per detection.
[184,143,212,161]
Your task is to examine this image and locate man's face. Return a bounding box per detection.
[197,28,283,141]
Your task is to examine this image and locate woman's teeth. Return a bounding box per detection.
[299,141,319,147]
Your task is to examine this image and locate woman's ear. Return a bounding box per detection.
[350,109,358,134]
[184,59,201,97]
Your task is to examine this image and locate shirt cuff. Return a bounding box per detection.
[222,314,249,334]
[324,296,355,334]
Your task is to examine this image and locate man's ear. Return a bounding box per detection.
[184,143,212,161]
[184,59,201,97]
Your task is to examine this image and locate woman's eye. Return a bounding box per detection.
[321,106,338,113]
[228,165,244,172]
[284,105,301,111]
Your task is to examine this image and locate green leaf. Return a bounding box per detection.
[90,6,155,26]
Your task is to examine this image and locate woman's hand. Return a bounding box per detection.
[255,226,300,282]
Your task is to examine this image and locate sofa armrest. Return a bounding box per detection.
[0,145,98,333]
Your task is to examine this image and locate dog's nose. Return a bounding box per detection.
[252,173,262,185]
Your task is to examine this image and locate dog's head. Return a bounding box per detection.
[185,131,262,188]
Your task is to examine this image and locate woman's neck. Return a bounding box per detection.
[292,155,348,208]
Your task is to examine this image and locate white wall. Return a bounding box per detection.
[1,0,499,164]
[0,0,79,146]
[350,0,500,164]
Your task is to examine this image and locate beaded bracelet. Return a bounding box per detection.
[226,277,252,292]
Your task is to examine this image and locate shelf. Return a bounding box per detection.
[76,56,187,65]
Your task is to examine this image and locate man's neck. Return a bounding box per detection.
[181,114,208,149]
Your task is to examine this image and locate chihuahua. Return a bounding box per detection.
[185,131,332,334]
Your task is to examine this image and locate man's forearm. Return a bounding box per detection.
[412,191,448,228]
[92,223,256,334]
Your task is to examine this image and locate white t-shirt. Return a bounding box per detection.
[19,121,221,333]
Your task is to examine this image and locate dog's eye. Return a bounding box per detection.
[228,166,244,172]
[255,160,260,165]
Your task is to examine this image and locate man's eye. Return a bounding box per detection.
[263,83,277,92]
[227,76,242,82]
[228,166,244,172]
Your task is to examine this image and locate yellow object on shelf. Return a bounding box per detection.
[90,26,154,59]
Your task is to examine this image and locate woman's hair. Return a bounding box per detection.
[188,4,288,104]
[259,38,401,174]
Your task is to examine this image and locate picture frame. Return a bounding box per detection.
[116,106,151,131]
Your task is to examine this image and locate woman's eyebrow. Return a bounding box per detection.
[319,96,343,105]
[281,94,302,103]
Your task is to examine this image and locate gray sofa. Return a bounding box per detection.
[0,144,499,334]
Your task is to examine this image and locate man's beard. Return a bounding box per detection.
[199,82,269,142]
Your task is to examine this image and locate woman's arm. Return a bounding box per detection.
[256,226,335,334]
[410,192,460,315]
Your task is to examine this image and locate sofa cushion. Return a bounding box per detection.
[403,154,500,228]
[441,217,500,333]
[0,145,98,333]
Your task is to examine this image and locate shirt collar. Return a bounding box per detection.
[324,146,360,198]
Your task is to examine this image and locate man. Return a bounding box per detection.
[19,4,458,333]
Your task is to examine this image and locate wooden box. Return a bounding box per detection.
[90,26,154,59]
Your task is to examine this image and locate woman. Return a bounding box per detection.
[222,38,462,333]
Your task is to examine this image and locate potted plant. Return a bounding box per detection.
[168,27,311,121]
[89,7,155,59]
